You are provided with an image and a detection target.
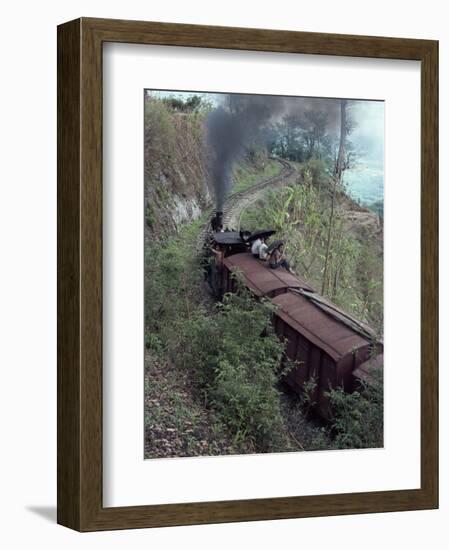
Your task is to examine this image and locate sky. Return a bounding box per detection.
[345,100,384,205]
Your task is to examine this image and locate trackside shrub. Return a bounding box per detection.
[178,288,288,451]
[325,368,383,449]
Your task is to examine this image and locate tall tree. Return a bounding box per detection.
[301,109,329,159]
[321,99,347,295]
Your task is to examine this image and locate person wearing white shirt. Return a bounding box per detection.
[251,238,262,258]
[259,240,269,260]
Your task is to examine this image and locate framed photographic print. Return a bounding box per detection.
[57,17,438,531]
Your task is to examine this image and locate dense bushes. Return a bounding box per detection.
[144,220,204,345]
[326,369,383,449]
[145,228,288,452]
[178,289,287,451]
[294,369,383,450]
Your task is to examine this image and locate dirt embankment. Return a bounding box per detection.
[144,96,212,239]
[338,191,383,242]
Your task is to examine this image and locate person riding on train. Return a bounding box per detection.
[259,238,269,261]
[251,237,262,258]
[268,242,294,274]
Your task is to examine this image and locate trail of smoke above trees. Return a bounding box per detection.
[146,90,384,210]
[205,93,350,209]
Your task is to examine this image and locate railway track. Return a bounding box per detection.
[196,158,296,252]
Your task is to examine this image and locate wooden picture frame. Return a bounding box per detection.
[57,17,438,531]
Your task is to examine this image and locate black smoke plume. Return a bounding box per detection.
[206,93,347,209]
[206,95,284,210]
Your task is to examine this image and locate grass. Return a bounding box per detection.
[232,158,282,193]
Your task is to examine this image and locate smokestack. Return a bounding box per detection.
[211,211,223,232]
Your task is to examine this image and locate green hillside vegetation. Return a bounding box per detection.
[232,154,282,193]
[144,94,212,237]
[240,161,383,333]
[145,208,383,456]
[145,220,289,456]
[144,95,383,458]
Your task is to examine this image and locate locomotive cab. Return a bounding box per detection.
[212,231,249,257]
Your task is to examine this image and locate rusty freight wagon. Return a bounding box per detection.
[222,252,313,298]
[272,290,382,418]
[219,248,383,418]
